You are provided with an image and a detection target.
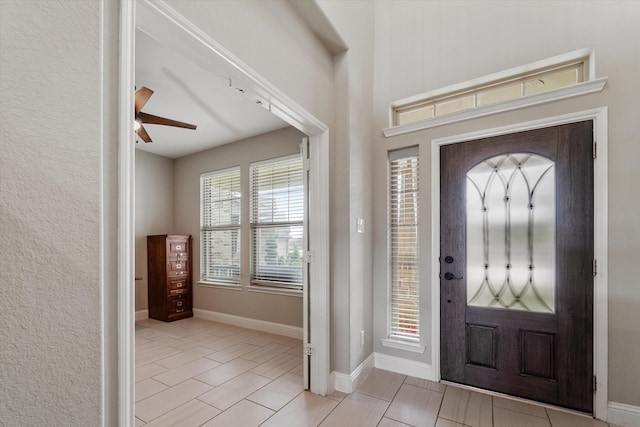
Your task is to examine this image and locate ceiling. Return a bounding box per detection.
[134,28,288,159]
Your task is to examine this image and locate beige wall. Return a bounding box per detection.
[371,0,640,407]
[6,0,638,424]
[0,0,119,424]
[135,150,175,312]
[173,127,305,327]
[164,0,334,128]
[316,0,376,373]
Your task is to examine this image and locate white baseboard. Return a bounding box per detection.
[608,402,640,426]
[192,308,303,339]
[332,352,437,394]
[333,371,353,394]
[374,352,437,381]
[135,309,148,321]
[332,353,375,394]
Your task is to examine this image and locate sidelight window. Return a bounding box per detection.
[388,148,420,343]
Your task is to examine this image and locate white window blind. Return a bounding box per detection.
[200,167,241,284]
[250,155,304,288]
[389,149,420,342]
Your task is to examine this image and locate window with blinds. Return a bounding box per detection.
[200,167,241,284]
[250,155,304,288]
[389,148,420,342]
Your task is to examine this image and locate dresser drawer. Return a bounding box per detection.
[169,259,189,273]
[169,240,189,255]
[169,278,189,292]
[169,286,189,297]
[169,296,188,311]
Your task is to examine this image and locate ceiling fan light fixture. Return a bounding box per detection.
[134,86,197,144]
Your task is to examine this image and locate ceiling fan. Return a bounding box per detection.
[134,86,197,143]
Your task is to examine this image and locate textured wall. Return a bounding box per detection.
[0,0,111,424]
[371,0,640,407]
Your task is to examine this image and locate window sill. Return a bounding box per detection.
[247,285,303,298]
[381,338,426,353]
[197,281,242,291]
[383,77,607,138]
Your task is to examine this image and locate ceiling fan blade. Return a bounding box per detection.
[136,124,153,143]
[138,112,197,130]
[135,87,154,114]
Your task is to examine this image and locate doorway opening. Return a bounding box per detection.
[118,1,331,424]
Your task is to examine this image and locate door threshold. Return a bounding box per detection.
[440,380,597,420]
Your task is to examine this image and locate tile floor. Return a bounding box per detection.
[135,317,616,427]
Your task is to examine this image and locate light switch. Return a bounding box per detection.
[356,217,365,233]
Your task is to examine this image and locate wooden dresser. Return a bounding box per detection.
[147,234,193,322]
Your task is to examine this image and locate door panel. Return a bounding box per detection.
[440,121,594,413]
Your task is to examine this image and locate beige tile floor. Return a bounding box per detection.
[135,317,616,427]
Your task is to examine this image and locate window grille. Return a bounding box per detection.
[389,148,420,342]
[250,155,304,288]
[200,167,241,284]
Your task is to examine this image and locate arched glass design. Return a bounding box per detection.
[466,153,555,313]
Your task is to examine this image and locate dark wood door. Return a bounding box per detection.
[440,121,594,413]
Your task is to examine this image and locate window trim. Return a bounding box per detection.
[384,48,607,137]
[246,284,303,297]
[381,338,425,353]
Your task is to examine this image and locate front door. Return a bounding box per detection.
[440,121,594,413]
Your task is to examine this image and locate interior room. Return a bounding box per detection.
[133,26,305,331]
[2,0,639,426]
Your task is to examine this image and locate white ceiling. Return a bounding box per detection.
[134,28,288,159]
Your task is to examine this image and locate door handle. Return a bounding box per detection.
[444,272,464,280]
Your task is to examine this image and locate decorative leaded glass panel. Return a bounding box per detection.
[466,153,555,312]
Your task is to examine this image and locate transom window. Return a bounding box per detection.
[385,49,606,137]
[394,62,584,126]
